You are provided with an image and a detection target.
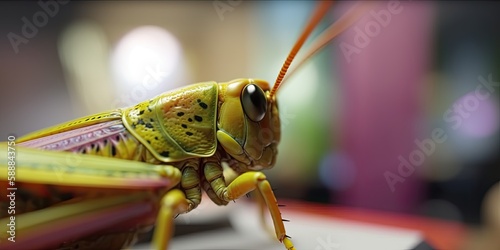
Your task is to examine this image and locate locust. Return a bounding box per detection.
[0,1,369,249]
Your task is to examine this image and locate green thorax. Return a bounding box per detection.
[122,82,218,162]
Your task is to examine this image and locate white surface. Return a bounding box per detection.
[132,201,423,250]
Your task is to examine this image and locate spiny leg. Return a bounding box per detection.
[253,189,279,239]
[229,172,295,250]
[204,163,295,250]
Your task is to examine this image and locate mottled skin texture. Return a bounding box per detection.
[9,79,281,249]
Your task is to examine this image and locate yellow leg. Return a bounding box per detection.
[204,164,295,250]
[152,189,190,250]
[253,189,277,239]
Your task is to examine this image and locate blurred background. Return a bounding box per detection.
[0,1,499,249]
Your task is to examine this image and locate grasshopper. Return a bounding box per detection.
[1,1,367,249]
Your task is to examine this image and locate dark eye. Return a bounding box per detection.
[241,84,268,122]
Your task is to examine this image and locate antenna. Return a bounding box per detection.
[270,0,334,98]
[283,2,373,84]
[270,1,371,97]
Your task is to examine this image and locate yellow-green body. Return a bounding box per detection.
[0,79,286,250]
[0,1,342,248]
[18,79,280,168]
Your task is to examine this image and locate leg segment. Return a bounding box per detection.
[153,164,202,250]
[152,189,190,250]
[253,189,278,239]
[204,163,295,250]
[180,162,202,210]
[0,145,180,190]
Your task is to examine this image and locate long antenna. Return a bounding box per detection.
[282,2,373,84]
[270,0,334,98]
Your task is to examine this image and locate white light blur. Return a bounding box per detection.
[111,26,186,107]
[58,20,113,114]
[279,61,320,111]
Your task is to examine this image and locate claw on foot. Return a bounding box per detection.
[283,237,296,250]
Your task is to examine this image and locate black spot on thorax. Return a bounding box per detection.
[197,99,208,109]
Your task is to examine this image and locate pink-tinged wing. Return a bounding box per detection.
[19,120,126,151]
[18,110,123,142]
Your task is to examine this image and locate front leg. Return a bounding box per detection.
[203,163,295,250]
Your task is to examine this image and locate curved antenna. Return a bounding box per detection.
[270,0,334,98]
[282,2,374,84]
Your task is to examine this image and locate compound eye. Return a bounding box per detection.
[241,84,268,122]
